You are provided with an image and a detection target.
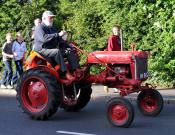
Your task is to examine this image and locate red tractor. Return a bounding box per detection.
[16,44,163,128]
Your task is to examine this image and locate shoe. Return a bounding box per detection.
[7,85,13,89]
[13,84,17,89]
[114,88,119,93]
[59,72,76,85]
[65,72,76,81]
[73,68,84,80]
[0,84,7,89]
[59,79,72,85]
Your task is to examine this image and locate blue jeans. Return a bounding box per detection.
[1,60,13,85]
[12,60,23,85]
[15,60,23,75]
[12,71,19,85]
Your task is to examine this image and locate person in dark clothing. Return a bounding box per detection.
[34,11,79,81]
[1,33,14,89]
[30,18,41,50]
[107,25,121,51]
[31,18,41,40]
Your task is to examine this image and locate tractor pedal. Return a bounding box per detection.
[63,97,77,105]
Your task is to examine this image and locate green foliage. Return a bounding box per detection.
[1,0,175,87]
[59,0,175,87]
[0,0,63,45]
[0,0,64,69]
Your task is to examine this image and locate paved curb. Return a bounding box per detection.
[0,89,16,96]
[91,85,175,105]
[1,87,175,105]
[162,98,175,104]
[127,96,175,105]
[91,93,175,105]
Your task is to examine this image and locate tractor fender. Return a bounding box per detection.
[28,65,59,80]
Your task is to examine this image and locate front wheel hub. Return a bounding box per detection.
[142,96,157,112]
[110,104,128,124]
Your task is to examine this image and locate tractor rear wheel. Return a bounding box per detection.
[106,97,134,128]
[61,83,92,112]
[137,89,163,116]
[16,68,61,120]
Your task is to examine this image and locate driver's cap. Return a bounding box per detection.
[42,11,55,18]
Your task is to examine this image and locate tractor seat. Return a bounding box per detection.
[37,53,55,66]
[26,51,59,70]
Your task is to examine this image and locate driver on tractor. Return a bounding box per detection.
[34,10,79,82]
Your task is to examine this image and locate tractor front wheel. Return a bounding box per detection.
[137,89,163,116]
[16,68,61,120]
[106,97,134,128]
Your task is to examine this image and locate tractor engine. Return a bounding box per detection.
[86,51,149,88]
[113,65,129,76]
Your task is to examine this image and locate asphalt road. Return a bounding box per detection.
[0,91,175,135]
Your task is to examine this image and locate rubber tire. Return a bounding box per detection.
[16,68,61,120]
[61,84,92,112]
[137,89,164,116]
[106,97,134,128]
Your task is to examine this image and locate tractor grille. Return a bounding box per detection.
[135,56,148,80]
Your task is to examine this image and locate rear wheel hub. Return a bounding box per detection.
[21,77,48,112]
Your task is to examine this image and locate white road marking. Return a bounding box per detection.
[56,130,96,135]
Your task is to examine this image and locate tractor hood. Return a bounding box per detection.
[87,51,149,64]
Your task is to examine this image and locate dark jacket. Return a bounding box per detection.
[2,42,13,61]
[34,23,67,51]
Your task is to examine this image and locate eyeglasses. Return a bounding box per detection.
[48,16,54,20]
